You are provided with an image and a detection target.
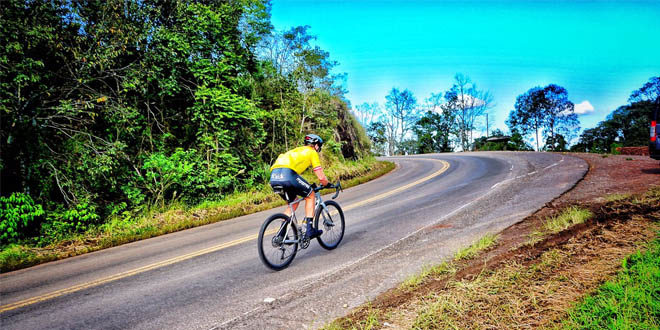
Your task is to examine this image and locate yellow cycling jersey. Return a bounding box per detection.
[270,146,322,174]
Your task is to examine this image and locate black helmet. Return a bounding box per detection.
[304,134,323,149]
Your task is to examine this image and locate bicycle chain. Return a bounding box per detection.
[300,225,310,249]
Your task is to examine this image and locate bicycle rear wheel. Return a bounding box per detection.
[258,214,298,270]
[314,200,345,250]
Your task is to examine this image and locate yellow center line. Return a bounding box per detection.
[342,159,449,212]
[0,158,449,313]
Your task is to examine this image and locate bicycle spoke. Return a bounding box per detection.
[258,214,298,270]
[315,201,344,250]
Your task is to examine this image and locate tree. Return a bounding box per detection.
[507,84,579,151]
[384,88,419,155]
[573,77,658,153]
[0,0,370,242]
[443,74,493,151]
[352,102,381,128]
[508,129,534,151]
[542,85,579,150]
[507,87,545,151]
[425,92,456,151]
[545,134,568,151]
[367,122,387,155]
[414,111,454,153]
[629,76,660,105]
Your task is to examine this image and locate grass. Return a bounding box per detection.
[325,188,660,329]
[453,233,498,261]
[400,262,456,292]
[606,193,631,202]
[323,303,384,330]
[348,188,660,329]
[562,236,660,330]
[409,247,574,329]
[328,233,499,329]
[527,206,593,246]
[398,234,497,293]
[0,158,395,273]
[542,206,593,234]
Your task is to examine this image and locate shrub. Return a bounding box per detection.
[41,200,100,239]
[0,193,45,244]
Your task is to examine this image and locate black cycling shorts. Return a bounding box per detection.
[269,168,313,203]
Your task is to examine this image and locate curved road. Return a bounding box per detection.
[0,152,587,329]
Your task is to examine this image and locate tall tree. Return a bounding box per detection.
[507,84,579,151]
[414,111,454,153]
[542,84,579,150]
[629,76,660,105]
[412,92,456,153]
[384,88,419,155]
[443,74,493,151]
[366,122,387,155]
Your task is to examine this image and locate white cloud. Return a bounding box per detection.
[457,94,487,107]
[573,100,595,115]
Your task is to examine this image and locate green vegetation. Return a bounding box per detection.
[398,234,497,293]
[571,77,659,153]
[0,159,393,272]
[542,206,592,234]
[507,84,579,152]
[400,262,456,292]
[454,233,498,261]
[563,236,660,329]
[527,206,592,246]
[606,193,631,202]
[1,0,374,261]
[334,188,660,329]
[323,303,384,330]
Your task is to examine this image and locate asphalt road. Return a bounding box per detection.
[0,152,587,329]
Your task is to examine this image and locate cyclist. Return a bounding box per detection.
[269,134,330,239]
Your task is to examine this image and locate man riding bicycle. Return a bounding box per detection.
[269,134,329,239]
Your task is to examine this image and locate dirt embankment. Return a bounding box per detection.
[332,153,660,328]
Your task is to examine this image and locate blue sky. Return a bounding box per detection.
[270,0,660,137]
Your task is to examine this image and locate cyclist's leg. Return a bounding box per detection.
[304,193,315,218]
[290,174,314,218]
[289,174,322,238]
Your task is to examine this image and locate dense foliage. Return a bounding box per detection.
[473,129,534,151]
[0,0,369,244]
[571,77,659,153]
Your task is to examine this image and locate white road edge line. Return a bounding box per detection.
[496,156,564,189]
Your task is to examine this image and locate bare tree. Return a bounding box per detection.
[385,88,419,154]
[352,102,382,127]
[444,74,493,151]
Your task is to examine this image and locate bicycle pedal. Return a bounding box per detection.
[300,237,310,249]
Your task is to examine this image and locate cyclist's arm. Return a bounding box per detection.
[309,148,329,186]
[313,167,329,186]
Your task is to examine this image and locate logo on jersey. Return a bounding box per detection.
[296,177,311,189]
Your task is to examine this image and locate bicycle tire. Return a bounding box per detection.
[258,213,298,270]
[314,200,345,250]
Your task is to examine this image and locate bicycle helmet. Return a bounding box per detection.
[304,134,323,151]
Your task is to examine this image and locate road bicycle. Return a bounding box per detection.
[258,181,345,270]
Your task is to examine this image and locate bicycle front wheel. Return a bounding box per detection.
[258,214,298,270]
[314,200,345,250]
